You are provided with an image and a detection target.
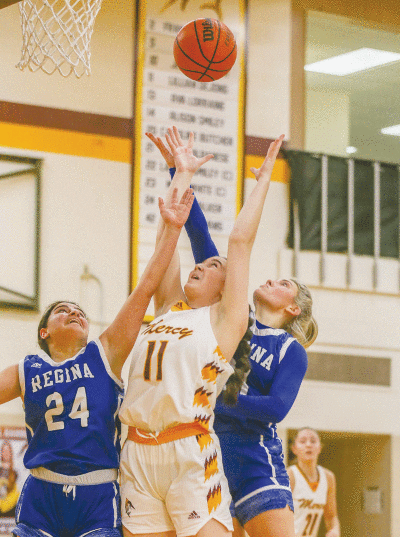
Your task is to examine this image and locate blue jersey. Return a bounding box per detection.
[19,339,124,476]
[214,320,308,438]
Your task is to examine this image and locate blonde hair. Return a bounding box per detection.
[283,279,318,348]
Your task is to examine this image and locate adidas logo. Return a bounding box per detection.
[125,499,135,516]
[31,363,42,368]
[188,511,201,519]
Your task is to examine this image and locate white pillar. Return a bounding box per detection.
[305,88,350,156]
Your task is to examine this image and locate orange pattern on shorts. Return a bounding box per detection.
[207,483,222,513]
[194,414,211,430]
[196,433,213,452]
[204,451,219,481]
[193,387,212,409]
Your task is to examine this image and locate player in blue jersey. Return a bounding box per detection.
[0,186,194,537]
[146,131,318,537]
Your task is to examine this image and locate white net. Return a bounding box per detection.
[17,0,103,77]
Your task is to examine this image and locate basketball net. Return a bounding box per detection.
[17,0,103,77]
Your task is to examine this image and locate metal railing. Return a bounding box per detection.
[288,151,400,293]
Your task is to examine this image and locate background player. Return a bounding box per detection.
[288,428,340,537]
[146,131,318,537]
[0,186,194,537]
[0,441,19,518]
[119,126,284,537]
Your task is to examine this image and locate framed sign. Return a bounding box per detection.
[131,0,246,302]
[0,155,41,311]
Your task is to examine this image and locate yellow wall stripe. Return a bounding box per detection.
[0,124,289,185]
[131,0,147,290]
[245,155,289,183]
[0,122,131,162]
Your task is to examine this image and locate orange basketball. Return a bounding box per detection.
[173,18,237,82]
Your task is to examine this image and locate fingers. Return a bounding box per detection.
[198,153,214,166]
[145,131,155,141]
[146,132,165,152]
[165,132,175,153]
[258,134,285,175]
[173,125,183,146]
[266,134,285,160]
[187,131,194,149]
[168,126,180,147]
[165,126,195,150]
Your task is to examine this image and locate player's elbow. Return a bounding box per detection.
[228,227,254,247]
[271,399,291,423]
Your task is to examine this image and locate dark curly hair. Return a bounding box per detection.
[37,301,85,355]
[222,307,253,406]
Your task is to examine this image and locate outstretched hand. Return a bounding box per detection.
[159,187,194,228]
[165,126,213,174]
[145,132,175,168]
[250,134,285,181]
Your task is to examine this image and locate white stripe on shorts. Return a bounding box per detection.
[259,435,276,479]
[234,484,292,508]
[112,482,118,528]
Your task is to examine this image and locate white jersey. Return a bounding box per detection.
[119,301,234,433]
[290,464,328,537]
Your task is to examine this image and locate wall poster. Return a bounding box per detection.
[132,0,246,311]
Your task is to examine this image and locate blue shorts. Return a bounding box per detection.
[13,475,122,537]
[218,433,294,526]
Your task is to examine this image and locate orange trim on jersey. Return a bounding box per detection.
[171,301,192,312]
[296,464,320,492]
[127,421,209,445]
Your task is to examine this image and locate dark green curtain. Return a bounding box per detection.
[286,150,399,259]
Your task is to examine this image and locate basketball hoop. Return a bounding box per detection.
[17,0,103,77]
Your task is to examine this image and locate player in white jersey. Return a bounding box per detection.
[288,428,340,537]
[119,126,285,537]
[0,186,193,537]
[145,130,319,537]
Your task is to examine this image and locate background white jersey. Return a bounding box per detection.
[290,464,328,537]
[119,302,234,433]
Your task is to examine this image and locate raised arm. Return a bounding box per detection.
[146,132,219,263]
[212,135,285,360]
[99,187,194,379]
[0,365,21,405]
[152,127,214,315]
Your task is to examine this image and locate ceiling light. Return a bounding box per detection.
[346,146,358,154]
[305,48,400,76]
[381,125,400,136]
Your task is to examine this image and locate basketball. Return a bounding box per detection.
[173,18,237,82]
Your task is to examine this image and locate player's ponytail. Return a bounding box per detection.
[223,308,253,406]
[284,280,318,348]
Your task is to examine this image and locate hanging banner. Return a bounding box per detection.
[132,0,246,300]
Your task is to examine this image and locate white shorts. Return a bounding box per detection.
[120,432,233,537]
